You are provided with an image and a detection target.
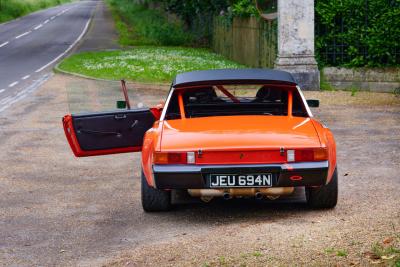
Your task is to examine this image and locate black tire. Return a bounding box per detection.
[141,170,171,212]
[306,168,338,209]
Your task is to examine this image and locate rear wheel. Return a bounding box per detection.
[306,168,338,209]
[141,170,171,212]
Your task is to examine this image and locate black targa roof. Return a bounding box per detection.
[172,69,297,88]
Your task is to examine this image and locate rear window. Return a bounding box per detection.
[165,85,308,120]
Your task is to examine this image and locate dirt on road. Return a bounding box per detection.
[0,74,399,266]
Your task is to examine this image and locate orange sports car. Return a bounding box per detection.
[62,69,337,211]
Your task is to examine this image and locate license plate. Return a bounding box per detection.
[209,173,273,188]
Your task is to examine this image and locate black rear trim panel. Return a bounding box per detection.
[153,161,329,189]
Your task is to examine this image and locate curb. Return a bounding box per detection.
[54,63,120,82]
[53,63,170,87]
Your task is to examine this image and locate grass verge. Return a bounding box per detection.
[57,46,245,83]
[0,0,71,23]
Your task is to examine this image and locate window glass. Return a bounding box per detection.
[66,80,166,113]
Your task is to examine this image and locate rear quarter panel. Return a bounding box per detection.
[141,121,163,186]
[311,119,337,183]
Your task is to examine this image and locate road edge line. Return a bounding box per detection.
[0,74,52,113]
[35,16,92,73]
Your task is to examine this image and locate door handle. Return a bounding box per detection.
[130,120,139,129]
[114,114,127,120]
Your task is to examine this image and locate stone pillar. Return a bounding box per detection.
[274,0,320,90]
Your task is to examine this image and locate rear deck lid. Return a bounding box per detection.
[161,115,321,152]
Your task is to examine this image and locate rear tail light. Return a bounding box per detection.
[153,152,191,164]
[294,148,328,162]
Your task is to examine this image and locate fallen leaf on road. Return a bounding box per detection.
[381,255,395,260]
[382,237,393,244]
[364,251,380,260]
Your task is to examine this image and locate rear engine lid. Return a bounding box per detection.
[160,116,321,153]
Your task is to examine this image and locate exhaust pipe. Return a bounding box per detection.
[188,187,294,199]
[223,192,231,200]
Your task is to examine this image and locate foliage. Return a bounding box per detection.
[336,249,348,257]
[369,242,400,265]
[231,0,259,17]
[0,0,70,23]
[159,0,230,45]
[106,0,193,46]
[315,0,400,67]
[106,0,272,46]
[161,0,229,26]
[146,0,267,44]
[58,46,245,82]
[320,72,336,91]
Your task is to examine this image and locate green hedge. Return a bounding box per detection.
[315,0,400,67]
[0,0,70,23]
[106,0,193,46]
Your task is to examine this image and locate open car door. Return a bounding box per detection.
[62,108,156,157]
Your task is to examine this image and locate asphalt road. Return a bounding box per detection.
[0,0,98,113]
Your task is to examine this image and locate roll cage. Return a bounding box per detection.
[160,84,313,121]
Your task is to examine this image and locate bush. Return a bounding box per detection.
[231,0,259,18]
[0,0,70,23]
[107,0,193,46]
[316,0,400,67]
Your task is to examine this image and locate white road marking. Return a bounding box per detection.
[0,89,5,94]
[0,41,9,48]
[34,24,43,30]
[9,81,19,87]
[35,18,91,73]
[0,74,51,113]
[22,75,31,80]
[0,96,13,105]
[44,19,49,24]
[50,16,55,20]
[57,8,69,16]
[16,90,26,97]
[15,31,31,39]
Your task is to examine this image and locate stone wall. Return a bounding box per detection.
[322,67,400,93]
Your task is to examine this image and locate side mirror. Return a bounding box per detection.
[307,99,319,108]
[116,100,127,109]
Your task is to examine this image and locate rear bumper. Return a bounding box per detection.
[153,161,328,189]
